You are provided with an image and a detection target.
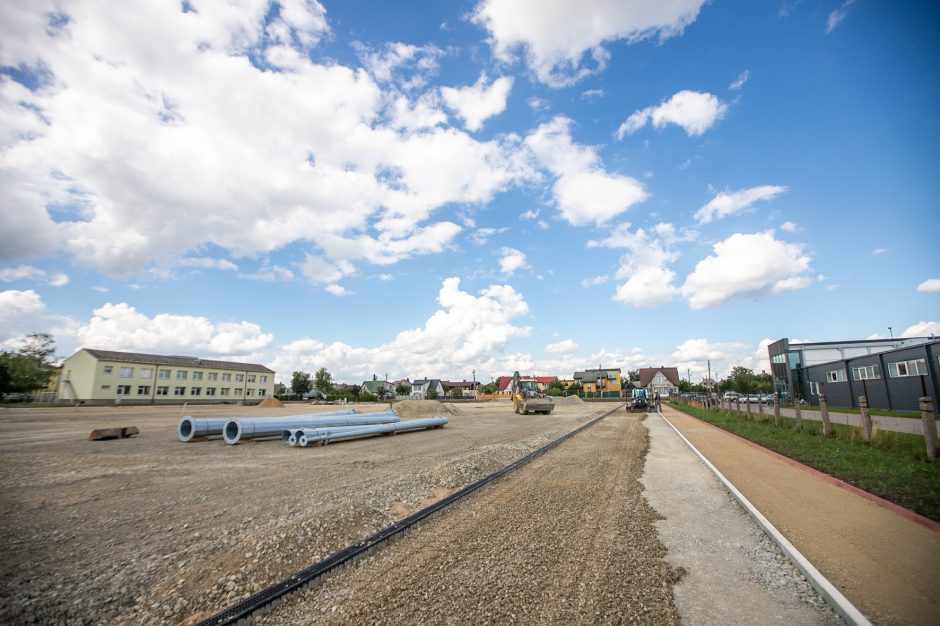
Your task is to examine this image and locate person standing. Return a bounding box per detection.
[654,392,661,411]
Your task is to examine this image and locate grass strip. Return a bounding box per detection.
[793,405,939,420]
[669,401,940,522]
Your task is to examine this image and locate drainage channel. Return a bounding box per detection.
[195,403,626,626]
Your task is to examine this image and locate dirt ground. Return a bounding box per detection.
[660,405,940,626]
[0,399,604,625]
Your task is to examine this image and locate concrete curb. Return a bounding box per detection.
[656,410,873,626]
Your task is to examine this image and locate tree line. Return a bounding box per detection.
[0,333,57,400]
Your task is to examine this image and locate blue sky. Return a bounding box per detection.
[0,0,937,385]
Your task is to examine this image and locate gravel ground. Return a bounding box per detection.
[257,412,680,625]
[0,400,603,625]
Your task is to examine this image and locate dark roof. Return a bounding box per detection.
[638,367,680,388]
[443,380,479,389]
[413,378,443,387]
[81,349,274,373]
[574,369,620,381]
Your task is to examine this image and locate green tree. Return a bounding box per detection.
[449,386,463,399]
[0,333,56,395]
[627,369,640,382]
[290,371,312,396]
[395,383,409,396]
[480,383,498,394]
[729,366,755,394]
[426,389,439,400]
[313,367,333,396]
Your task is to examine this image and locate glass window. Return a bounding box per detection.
[102,365,113,374]
[222,373,231,381]
[852,365,881,380]
[809,381,819,395]
[208,372,218,381]
[826,369,846,383]
[247,374,256,383]
[174,386,186,395]
[176,370,188,380]
[156,386,168,396]
[140,368,153,379]
[192,371,203,381]
[236,374,244,382]
[101,384,111,390]
[158,369,170,379]
[260,375,268,383]
[119,367,134,378]
[137,385,150,395]
[246,388,254,396]
[220,388,230,396]
[888,358,927,378]
[190,387,201,396]
[116,385,131,395]
[258,389,266,397]
[206,387,216,396]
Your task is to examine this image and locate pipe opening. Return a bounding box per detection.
[179,418,193,439]
[224,420,240,443]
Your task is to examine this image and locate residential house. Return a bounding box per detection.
[411,378,445,399]
[638,367,680,397]
[573,368,622,395]
[360,379,395,399]
[442,380,480,398]
[496,375,557,393]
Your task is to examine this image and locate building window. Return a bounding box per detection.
[809,381,819,395]
[208,372,218,381]
[206,387,216,396]
[192,372,203,381]
[260,375,268,383]
[158,369,170,379]
[246,388,254,397]
[247,374,256,383]
[156,386,168,396]
[137,385,151,395]
[258,389,266,397]
[222,373,231,382]
[174,386,186,395]
[176,371,188,380]
[826,369,847,383]
[116,385,132,395]
[888,358,928,378]
[119,367,134,378]
[220,388,229,396]
[100,384,111,390]
[234,388,243,396]
[190,387,202,396]
[102,366,113,374]
[140,368,153,379]
[236,374,244,382]
[852,365,881,381]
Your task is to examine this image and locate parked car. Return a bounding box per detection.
[1,392,32,402]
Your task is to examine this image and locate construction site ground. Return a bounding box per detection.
[0,400,934,625]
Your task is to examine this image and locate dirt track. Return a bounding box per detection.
[0,400,601,625]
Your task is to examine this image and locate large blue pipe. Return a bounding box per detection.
[296,416,448,447]
[177,409,357,442]
[223,410,399,444]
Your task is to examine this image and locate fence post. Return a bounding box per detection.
[745,395,752,421]
[819,391,832,437]
[859,395,873,442]
[794,397,802,430]
[736,398,741,417]
[773,395,781,427]
[920,396,937,462]
[757,395,764,419]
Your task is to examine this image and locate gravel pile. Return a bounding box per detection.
[258,414,680,625]
[394,400,457,419]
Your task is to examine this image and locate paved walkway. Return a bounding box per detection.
[659,404,940,626]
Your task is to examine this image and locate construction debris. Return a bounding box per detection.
[89,426,139,441]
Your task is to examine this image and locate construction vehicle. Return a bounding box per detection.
[510,371,555,415]
[627,388,649,413]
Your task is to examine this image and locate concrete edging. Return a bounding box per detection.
[656,410,873,626]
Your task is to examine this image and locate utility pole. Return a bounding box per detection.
[707,360,712,392]
[888,326,893,338]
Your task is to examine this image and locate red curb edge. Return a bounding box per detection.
[666,407,940,535]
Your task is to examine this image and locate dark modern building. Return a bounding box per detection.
[768,337,939,411]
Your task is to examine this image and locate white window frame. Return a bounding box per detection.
[809,381,819,395]
[220,388,230,396]
[260,375,268,383]
[140,368,153,379]
[174,386,186,395]
[176,370,188,380]
[102,365,113,374]
[156,386,168,396]
[190,387,201,396]
[137,385,150,395]
[888,358,928,378]
[158,369,170,380]
[826,369,847,383]
[116,384,131,395]
[100,384,111,390]
[207,372,218,381]
[192,371,203,381]
[119,367,134,378]
[852,365,881,381]
[236,374,244,382]
[206,387,216,396]
[222,373,231,382]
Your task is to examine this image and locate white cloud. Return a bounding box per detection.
[270,277,532,381]
[826,0,856,33]
[780,220,799,233]
[901,321,940,338]
[545,339,579,354]
[240,264,295,282]
[672,338,750,362]
[498,247,528,275]
[520,209,540,220]
[871,248,888,256]
[617,90,727,138]
[580,274,608,288]
[0,1,528,282]
[525,116,647,226]
[0,289,46,322]
[377,273,394,281]
[590,222,695,308]
[694,185,788,224]
[91,286,109,293]
[581,89,604,100]
[916,279,940,293]
[178,257,238,271]
[470,227,509,245]
[354,41,444,88]
[472,0,709,86]
[0,265,70,286]
[297,254,353,286]
[74,302,273,355]
[730,70,750,90]
[324,284,351,296]
[526,96,550,111]
[441,74,513,132]
[682,231,814,309]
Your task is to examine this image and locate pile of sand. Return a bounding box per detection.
[394,399,457,419]
[257,396,286,408]
[551,395,584,405]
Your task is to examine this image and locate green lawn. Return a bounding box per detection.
[794,404,938,420]
[669,401,940,522]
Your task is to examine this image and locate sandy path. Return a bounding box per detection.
[660,404,940,626]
